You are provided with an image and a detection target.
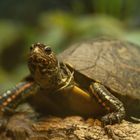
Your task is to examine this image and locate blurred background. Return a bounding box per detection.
[0,0,140,91]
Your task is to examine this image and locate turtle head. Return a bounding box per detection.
[28,43,60,88]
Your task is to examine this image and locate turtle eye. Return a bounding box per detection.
[44,47,52,54]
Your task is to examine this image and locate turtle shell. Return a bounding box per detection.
[58,38,140,100]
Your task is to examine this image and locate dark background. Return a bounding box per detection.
[0,0,140,90]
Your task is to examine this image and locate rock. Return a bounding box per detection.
[0,112,140,140]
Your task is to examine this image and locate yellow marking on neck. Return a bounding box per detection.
[57,71,74,91]
[72,86,91,100]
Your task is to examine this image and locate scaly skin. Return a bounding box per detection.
[0,42,132,125]
[0,81,38,114]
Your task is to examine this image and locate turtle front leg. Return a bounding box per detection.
[0,81,39,131]
[0,81,38,115]
[90,82,125,125]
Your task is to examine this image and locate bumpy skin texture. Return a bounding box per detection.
[59,38,140,116]
[0,38,140,127]
[59,38,140,99]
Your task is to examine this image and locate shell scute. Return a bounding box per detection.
[58,38,140,99]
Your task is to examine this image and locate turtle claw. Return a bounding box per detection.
[101,113,122,126]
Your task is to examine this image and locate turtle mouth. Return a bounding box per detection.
[29,53,46,66]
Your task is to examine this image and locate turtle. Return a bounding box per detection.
[0,37,140,125]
